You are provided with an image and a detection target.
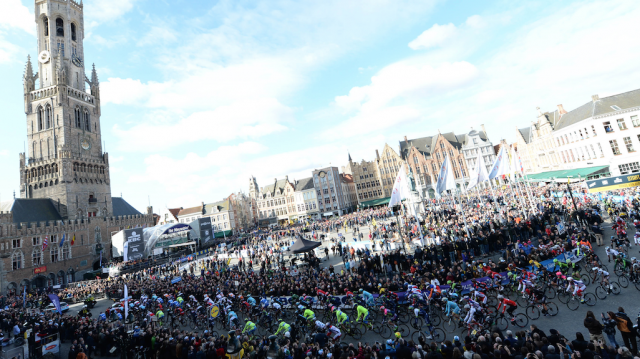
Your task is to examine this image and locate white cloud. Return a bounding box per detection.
[84,0,138,28]
[329,60,479,136]
[0,0,34,34]
[0,149,9,156]
[137,26,177,46]
[113,98,293,152]
[408,23,457,50]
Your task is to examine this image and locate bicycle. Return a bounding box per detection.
[494,312,529,330]
[338,321,363,340]
[566,292,596,311]
[525,301,558,320]
[411,324,446,344]
[595,281,621,299]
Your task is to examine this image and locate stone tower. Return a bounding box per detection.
[248,176,259,200]
[20,0,112,220]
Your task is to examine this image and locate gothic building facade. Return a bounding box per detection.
[0,0,153,293]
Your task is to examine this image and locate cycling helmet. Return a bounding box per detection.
[331,306,336,312]
[343,289,348,293]
[447,280,453,285]
[326,322,331,328]
[464,304,470,309]
[567,277,574,281]
[606,246,610,250]
[298,305,304,311]
[497,295,503,300]
[592,267,599,272]
[632,257,637,261]
[380,306,385,311]
[566,259,571,263]
[442,298,448,302]
[553,259,559,263]
[278,319,283,322]
[359,289,363,293]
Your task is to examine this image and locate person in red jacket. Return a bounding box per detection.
[497,295,518,321]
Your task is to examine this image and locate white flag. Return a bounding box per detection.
[467,153,490,190]
[488,146,510,180]
[509,146,518,180]
[514,149,524,174]
[436,155,457,194]
[124,284,129,320]
[388,166,410,208]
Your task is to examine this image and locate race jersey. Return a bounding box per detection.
[303,309,315,320]
[497,298,517,313]
[327,325,341,336]
[356,306,369,321]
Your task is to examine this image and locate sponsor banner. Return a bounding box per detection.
[171,277,182,284]
[34,266,47,274]
[587,174,640,193]
[199,217,213,243]
[124,228,145,262]
[42,339,60,355]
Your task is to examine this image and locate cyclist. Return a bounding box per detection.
[496,295,517,321]
[332,306,349,326]
[302,306,315,324]
[463,299,483,326]
[326,323,342,342]
[247,295,257,307]
[356,305,372,329]
[242,319,257,338]
[380,306,398,331]
[228,310,239,329]
[359,289,374,307]
[274,319,291,337]
[531,287,550,316]
[567,277,587,303]
[260,296,270,309]
[472,290,487,305]
[156,309,165,324]
[412,303,433,339]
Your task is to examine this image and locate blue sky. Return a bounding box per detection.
[1,0,640,212]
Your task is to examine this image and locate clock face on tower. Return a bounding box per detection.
[319,171,326,178]
[81,137,91,151]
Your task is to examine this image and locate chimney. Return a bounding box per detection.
[557,104,567,116]
[375,149,380,161]
[591,94,599,102]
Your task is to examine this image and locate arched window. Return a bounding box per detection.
[61,243,71,260]
[75,108,81,128]
[56,18,64,37]
[32,249,43,266]
[43,17,49,37]
[84,110,90,132]
[45,105,51,129]
[50,247,59,263]
[37,107,43,131]
[12,251,23,270]
[71,23,76,41]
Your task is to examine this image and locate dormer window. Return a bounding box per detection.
[473,138,478,145]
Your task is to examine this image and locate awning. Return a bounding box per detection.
[522,166,609,182]
[214,230,233,238]
[358,197,391,207]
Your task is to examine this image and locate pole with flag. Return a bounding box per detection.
[388,166,411,251]
[71,234,75,246]
[124,284,129,322]
[59,233,65,248]
[437,155,471,237]
[42,235,48,251]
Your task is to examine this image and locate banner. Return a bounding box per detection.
[171,276,182,284]
[488,146,509,180]
[436,155,456,195]
[389,166,410,208]
[198,217,213,243]
[124,228,145,262]
[586,174,640,193]
[467,153,490,190]
[47,294,62,314]
[124,284,129,320]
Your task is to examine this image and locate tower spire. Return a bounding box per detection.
[91,63,99,84]
[24,55,34,81]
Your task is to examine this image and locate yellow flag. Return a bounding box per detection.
[372,219,377,227]
[227,258,232,265]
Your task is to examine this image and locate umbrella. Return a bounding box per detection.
[286,237,321,254]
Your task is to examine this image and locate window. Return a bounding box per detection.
[632,115,640,127]
[12,252,22,270]
[37,107,43,131]
[624,137,634,152]
[32,249,42,266]
[12,239,21,249]
[43,17,49,37]
[597,143,604,157]
[610,140,621,155]
[55,18,64,36]
[50,247,59,263]
[71,23,77,41]
[440,143,444,149]
[619,162,640,175]
[618,119,627,130]
[57,39,64,57]
[603,121,614,133]
[32,237,40,246]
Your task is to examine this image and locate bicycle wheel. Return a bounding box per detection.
[526,306,540,320]
[432,328,446,343]
[349,326,362,340]
[614,263,624,276]
[396,324,411,338]
[514,313,529,328]
[567,298,579,311]
[516,294,528,306]
[634,278,640,291]
[379,325,392,339]
[547,302,559,316]
[410,317,424,331]
[443,318,457,333]
[595,286,607,300]
[371,324,381,334]
[544,286,556,299]
[618,275,629,288]
[580,273,591,286]
[431,314,441,326]
[411,331,425,345]
[557,291,570,304]
[495,317,508,331]
[487,296,498,307]
[355,322,369,335]
[584,293,597,306]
